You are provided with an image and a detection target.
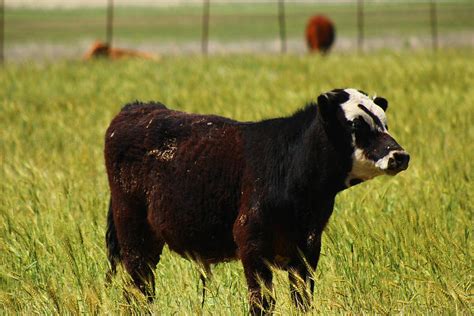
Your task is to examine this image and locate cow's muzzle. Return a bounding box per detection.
[386,151,410,174]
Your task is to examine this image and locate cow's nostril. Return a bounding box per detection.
[393,152,410,170]
[388,157,397,169]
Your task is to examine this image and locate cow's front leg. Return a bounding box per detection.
[241,246,274,315]
[288,264,311,311]
[234,211,274,315]
[288,232,322,311]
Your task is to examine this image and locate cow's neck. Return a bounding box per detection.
[245,105,351,208]
[286,108,352,199]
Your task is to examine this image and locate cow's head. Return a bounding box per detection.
[318,88,410,187]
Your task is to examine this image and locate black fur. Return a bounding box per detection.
[105,198,120,282]
[373,97,388,111]
[121,100,167,112]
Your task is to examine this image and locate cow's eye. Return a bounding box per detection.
[352,118,369,133]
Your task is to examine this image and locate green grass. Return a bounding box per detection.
[5,2,474,44]
[0,49,473,314]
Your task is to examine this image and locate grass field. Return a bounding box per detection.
[0,49,473,314]
[6,2,474,44]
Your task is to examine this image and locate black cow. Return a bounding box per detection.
[104,88,409,314]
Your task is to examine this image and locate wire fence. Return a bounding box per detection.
[2,0,474,61]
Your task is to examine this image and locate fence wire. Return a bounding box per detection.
[2,0,474,61]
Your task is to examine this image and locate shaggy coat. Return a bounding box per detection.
[105,89,409,314]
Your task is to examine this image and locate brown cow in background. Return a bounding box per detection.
[305,15,336,54]
[83,41,157,60]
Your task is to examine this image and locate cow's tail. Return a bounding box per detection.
[105,197,121,283]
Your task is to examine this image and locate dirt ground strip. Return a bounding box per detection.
[5,32,474,62]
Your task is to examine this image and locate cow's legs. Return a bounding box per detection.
[235,226,274,315]
[241,252,274,315]
[234,205,275,315]
[288,264,311,311]
[200,263,212,307]
[288,233,322,311]
[113,196,164,302]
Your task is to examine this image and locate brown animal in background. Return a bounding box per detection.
[83,41,157,60]
[305,15,336,54]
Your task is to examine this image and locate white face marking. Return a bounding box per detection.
[341,88,388,133]
[345,149,384,187]
[341,89,398,187]
[374,150,408,171]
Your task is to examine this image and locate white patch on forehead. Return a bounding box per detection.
[341,88,387,132]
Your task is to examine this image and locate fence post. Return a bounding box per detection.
[202,0,210,55]
[1,0,4,64]
[278,0,287,53]
[106,0,114,47]
[430,0,438,51]
[357,0,364,53]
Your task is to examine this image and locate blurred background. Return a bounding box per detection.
[2,0,474,61]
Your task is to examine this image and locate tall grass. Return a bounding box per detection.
[0,50,472,314]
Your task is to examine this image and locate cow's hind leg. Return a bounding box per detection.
[113,196,164,302]
[200,263,212,307]
[106,197,120,284]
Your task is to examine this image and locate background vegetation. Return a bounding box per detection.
[1,49,473,313]
[6,2,474,44]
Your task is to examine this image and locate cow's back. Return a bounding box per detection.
[105,103,246,262]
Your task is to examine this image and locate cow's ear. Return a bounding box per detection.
[373,96,388,111]
[317,93,335,120]
[317,89,349,120]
